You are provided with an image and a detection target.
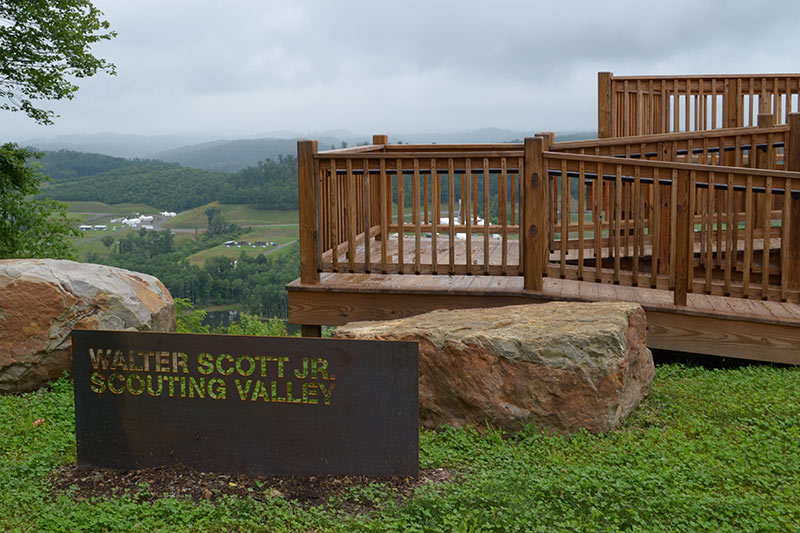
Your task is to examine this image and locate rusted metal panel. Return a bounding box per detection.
[72,330,418,477]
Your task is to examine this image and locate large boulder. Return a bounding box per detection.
[0,259,175,393]
[333,302,653,434]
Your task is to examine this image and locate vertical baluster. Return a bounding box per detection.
[578,160,585,280]
[330,159,339,272]
[651,168,661,287]
[705,172,715,293]
[669,170,678,288]
[560,159,568,278]
[743,175,754,295]
[614,164,622,283]
[345,159,358,272]
[500,158,509,275]
[595,162,603,281]
[762,176,772,299]
[465,159,473,272]
[448,158,455,274]
[413,159,421,274]
[781,177,792,300]
[380,159,388,273]
[724,173,734,294]
[363,160,371,272]
[397,159,405,274]
[632,166,641,285]
[431,159,438,274]
[483,158,491,274]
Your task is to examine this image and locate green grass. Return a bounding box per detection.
[2,363,799,531]
[162,202,298,229]
[185,226,298,266]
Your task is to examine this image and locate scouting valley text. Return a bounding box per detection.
[86,348,336,405]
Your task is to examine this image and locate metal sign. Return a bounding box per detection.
[72,330,418,477]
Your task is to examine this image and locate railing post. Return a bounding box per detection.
[371,135,388,240]
[788,113,800,291]
[298,140,320,285]
[723,78,741,129]
[523,137,546,291]
[673,170,691,306]
[598,72,612,138]
[758,112,774,128]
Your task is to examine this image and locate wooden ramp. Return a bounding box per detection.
[288,273,800,364]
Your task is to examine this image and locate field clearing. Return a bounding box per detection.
[163,202,298,229]
[186,226,298,266]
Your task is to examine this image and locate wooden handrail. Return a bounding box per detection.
[599,71,800,138]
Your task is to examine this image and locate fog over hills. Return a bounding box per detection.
[22,129,597,172]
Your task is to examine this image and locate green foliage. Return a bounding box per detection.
[0,1,116,125]
[174,297,209,334]
[2,364,800,531]
[223,314,289,337]
[92,227,298,317]
[0,143,81,259]
[40,163,229,211]
[217,155,298,209]
[42,156,299,212]
[204,205,238,236]
[35,149,163,182]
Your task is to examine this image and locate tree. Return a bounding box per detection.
[0,143,81,259]
[0,1,116,125]
[0,0,115,260]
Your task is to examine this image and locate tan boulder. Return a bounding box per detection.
[0,259,175,393]
[333,302,653,434]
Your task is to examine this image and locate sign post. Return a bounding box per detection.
[72,330,419,477]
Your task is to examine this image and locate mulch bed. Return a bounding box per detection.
[51,464,456,512]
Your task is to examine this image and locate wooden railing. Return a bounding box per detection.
[299,118,800,307]
[299,136,526,280]
[532,140,800,304]
[553,124,789,170]
[598,72,800,138]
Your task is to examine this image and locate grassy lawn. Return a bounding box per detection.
[2,362,799,532]
[162,202,298,229]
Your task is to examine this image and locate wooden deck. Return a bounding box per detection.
[291,72,800,363]
[288,272,800,364]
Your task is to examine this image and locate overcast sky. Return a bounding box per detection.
[3,0,799,142]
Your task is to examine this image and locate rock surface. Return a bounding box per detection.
[333,302,653,434]
[0,259,175,393]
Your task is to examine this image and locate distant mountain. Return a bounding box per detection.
[21,132,215,159]
[152,138,300,172]
[385,129,597,144]
[23,129,598,172]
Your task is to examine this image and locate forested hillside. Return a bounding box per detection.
[41,156,298,211]
[33,149,163,181]
[40,164,227,211]
[216,156,297,209]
